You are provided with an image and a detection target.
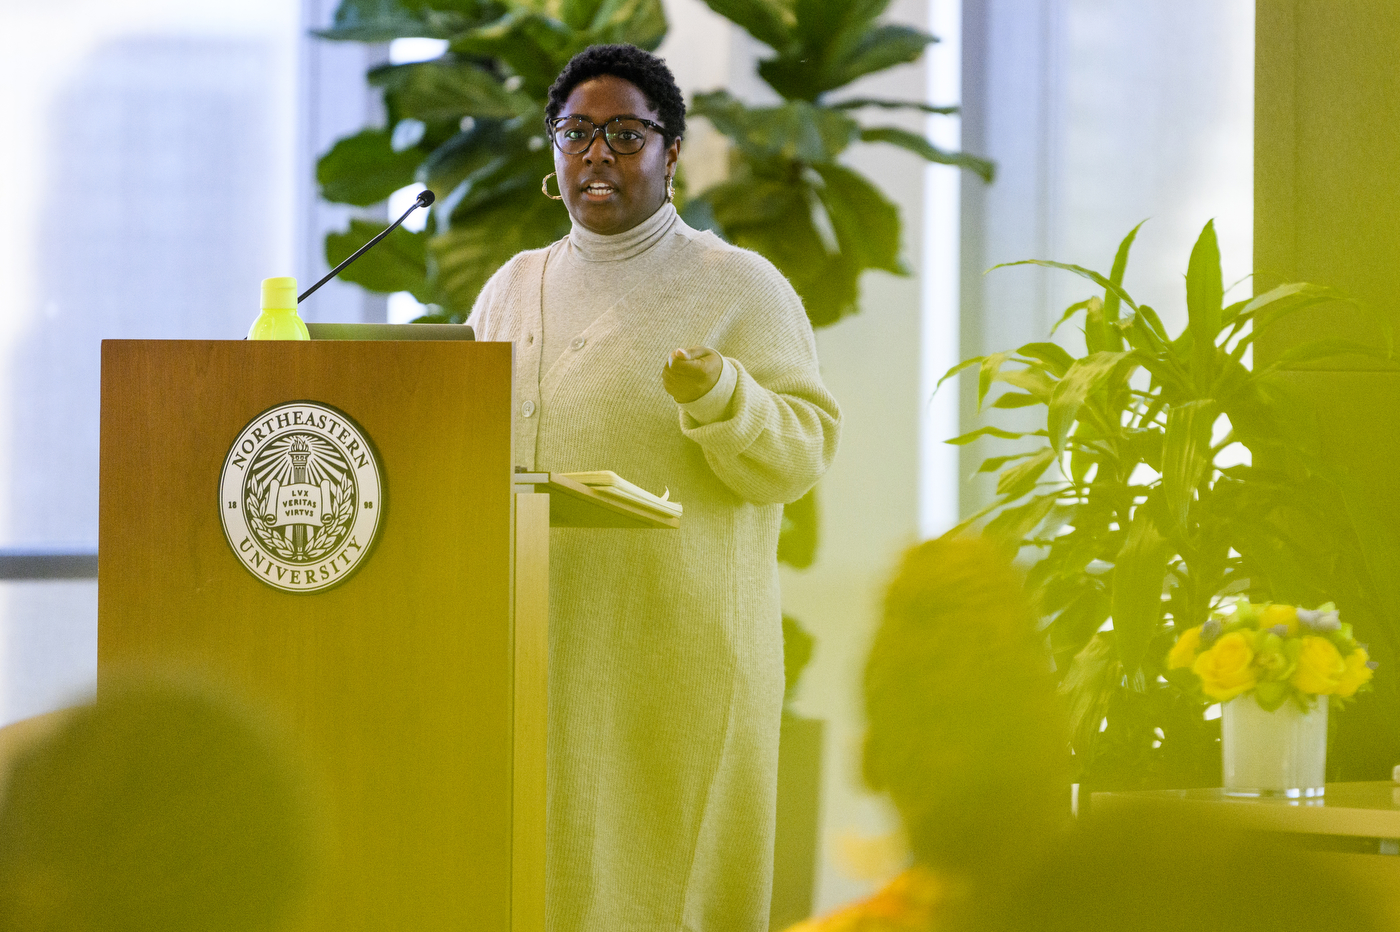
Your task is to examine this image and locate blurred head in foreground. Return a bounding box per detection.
[0,680,313,932]
[968,807,1388,932]
[863,536,1070,878]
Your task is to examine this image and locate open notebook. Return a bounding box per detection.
[557,471,682,519]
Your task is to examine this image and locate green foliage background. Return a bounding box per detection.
[312,0,991,330]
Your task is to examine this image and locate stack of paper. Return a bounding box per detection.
[559,471,683,518]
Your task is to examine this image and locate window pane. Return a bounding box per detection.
[0,580,97,727]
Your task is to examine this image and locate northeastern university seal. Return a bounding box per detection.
[220,401,384,593]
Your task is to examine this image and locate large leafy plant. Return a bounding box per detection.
[687,0,992,325]
[314,0,992,328]
[943,220,1400,790]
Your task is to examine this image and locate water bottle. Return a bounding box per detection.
[247,277,309,340]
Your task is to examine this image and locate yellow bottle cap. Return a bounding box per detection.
[260,277,298,311]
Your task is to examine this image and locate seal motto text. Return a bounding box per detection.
[220,401,384,592]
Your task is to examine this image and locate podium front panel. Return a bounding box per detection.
[98,340,528,931]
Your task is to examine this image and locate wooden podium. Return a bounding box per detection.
[97,340,577,931]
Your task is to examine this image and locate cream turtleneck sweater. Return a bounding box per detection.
[468,201,840,932]
[541,202,737,421]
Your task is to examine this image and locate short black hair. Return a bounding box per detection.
[547,44,686,144]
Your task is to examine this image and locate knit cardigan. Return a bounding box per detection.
[468,214,840,932]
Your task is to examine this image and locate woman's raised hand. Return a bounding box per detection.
[663,346,722,403]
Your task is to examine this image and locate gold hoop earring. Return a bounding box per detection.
[542,172,563,201]
[665,174,675,203]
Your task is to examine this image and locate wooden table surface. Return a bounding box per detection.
[1093,781,1400,839]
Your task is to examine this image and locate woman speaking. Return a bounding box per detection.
[468,44,841,932]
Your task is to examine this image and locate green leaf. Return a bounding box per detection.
[995,447,1058,498]
[1084,295,1111,354]
[418,122,507,199]
[449,11,579,96]
[997,368,1056,400]
[992,259,1139,313]
[778,486,819,568]
[324,220,431,301]
[1060,632,1121,765]
[317,128,426,207]
[1161,400,1215,533]
[1185,219,1223,393]
[977,352,1008,410]
[1049,299,1092,337]
[1137,304,1170,340]
[693,92,859,163]
[1254,681,1291,712]
[1102,219,1146,329]
[316,0,438,41]
[945,425,1040,446]
[984,492,1059,545]
[1046,351,1136,453]
[828,97,959,115]
[1017,342,1075,377]
[976,452,1040,473]
[990,392,1040,409]
[857,126,994,182]
[695,0,793,51]
[702,172,805,227]
[812,162,904,274]
[1110,501,1172,688]
[822,23,932,89]
[934,356,983,393]
[373,60,535,121]
[582,0,668,50]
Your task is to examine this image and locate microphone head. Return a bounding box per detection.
[416,189,436,208]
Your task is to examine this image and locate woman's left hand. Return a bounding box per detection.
[663,346,722,403]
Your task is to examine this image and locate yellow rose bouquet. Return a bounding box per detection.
[1165,602,1376,711]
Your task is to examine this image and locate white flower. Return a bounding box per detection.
[1297,608,1341,632]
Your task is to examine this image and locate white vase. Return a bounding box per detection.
[1221,694,1328,798]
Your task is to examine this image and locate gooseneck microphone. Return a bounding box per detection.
[297,189,436,304]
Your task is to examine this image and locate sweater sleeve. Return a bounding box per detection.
[677,254,841,505]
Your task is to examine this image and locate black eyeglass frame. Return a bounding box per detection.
[546,115,669,155]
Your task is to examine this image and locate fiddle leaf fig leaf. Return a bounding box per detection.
[692,92,859,163]
[812,162,904,274]
[317,128,425,206]
[695,0,794,51]
[858,126,994,181]
[374,60,535,121]
[318,0,437,41]
[325,220,432,302]
[828,97,959,115]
